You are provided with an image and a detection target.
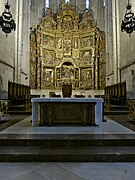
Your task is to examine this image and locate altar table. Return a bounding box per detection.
[31,98,104,126]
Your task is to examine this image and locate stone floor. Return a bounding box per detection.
[0,115,135,179]
[107,114,135,132]
[1,162,135,180]
[0,115,135,135]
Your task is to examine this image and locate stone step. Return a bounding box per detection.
[104,104,128,115]
[0,134,135,146]
[0,145,135,162]
[6,110,31,115]
[104,110,128,115]
[110,105,127,110]
[5,105,31,115]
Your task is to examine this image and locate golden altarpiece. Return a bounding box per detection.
[30,4,106,91]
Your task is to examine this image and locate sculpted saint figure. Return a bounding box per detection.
[57,38,62,49]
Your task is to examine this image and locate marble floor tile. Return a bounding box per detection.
[36,163,68,180]
[0,163,135,180]
[55,171,85,180]
[13,170,48,180]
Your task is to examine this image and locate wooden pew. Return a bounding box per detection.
[8,81,31,110]
[105,81,126,110]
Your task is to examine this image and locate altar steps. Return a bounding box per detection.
[0,134,135,162]
[104,110,128,115]
[7,110,31,115]
[104,104,128,115]
[0,145,135,162]
[6,107,31,115]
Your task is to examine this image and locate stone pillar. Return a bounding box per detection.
[15,0,23,83]
[112,0,118,84]
[116,0,121,83]
[105,0,109,86]
[104,0,114,86]
[50,0,60,13]
[76,0,86,14]
[111,0,121,84]
[21,0,31,85]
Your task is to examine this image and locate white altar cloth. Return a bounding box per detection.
[31,98,104,126]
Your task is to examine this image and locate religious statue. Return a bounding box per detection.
[63,38,72,55]
[57,38,62,49]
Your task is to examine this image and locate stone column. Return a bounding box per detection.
[50,0,60,13]
[111,0,121,84]
[112,0,118,84]
[21,0,31,85]
[76,0,86,14]
[105,0,110,86]
[116,0,121,83]
[15,0,23,83]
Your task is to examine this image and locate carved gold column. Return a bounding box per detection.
[79,68,81,88]
[36,31,41,89]
[91,56,95,89]
[54,67,57,88]
[95,56,99,90]
[94,30,99,90]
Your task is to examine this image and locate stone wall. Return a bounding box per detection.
[0,0,30,99]
[119,0,135,98]
[30,0,89,28]
[30,0,43,28]
[92,0,135,99]
[0,0,16,98]
[90,0,114,86]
